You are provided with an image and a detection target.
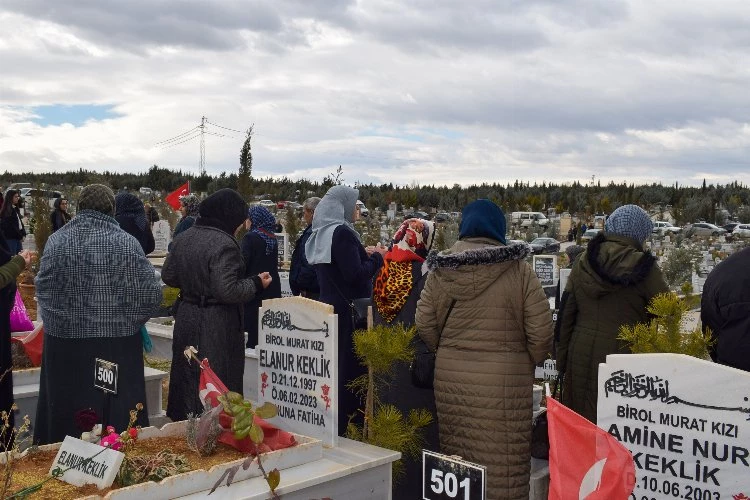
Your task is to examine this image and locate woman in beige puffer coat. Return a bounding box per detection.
[416,199,553,500]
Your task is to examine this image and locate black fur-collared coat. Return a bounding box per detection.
[556,232,668,423]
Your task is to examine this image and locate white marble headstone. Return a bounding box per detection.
[151,219,171,254]
[257,297,338,447]
[50,436,124,489]
[598,354,750,497]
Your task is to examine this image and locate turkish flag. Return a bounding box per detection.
[165,181,190,210]
[547,396,636,500]
[198,359,296,454]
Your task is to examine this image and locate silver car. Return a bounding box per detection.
[687,222,726,237]
[732,224,750,238]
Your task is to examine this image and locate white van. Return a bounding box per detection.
[511,211,549,228]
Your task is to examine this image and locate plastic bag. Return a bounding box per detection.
[10,290,34,332]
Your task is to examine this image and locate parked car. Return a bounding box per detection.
[434,212,450,223]
[652,221,682,235]
[139,187,153,196]
[722,222,740,233]
[732,224,750,238]
[580,228,602,243]
[20,188,63,209]
[356,200,369,217]
[529,237,560,254]
[511,211,550,229]
[687,222,726,237]
[259,199,276,209]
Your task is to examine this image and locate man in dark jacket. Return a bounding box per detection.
[701,247,750,372]
[289,197,321,299]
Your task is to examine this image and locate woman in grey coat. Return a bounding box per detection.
[162,189,272,422]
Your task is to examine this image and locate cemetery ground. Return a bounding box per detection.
[11,229,750,498]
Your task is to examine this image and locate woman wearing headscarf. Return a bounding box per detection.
[162,189,272,422]
[0,234,31,449]
[0,190,26,254]
[34,184,162,445]
[168,194,200,252]
[372,217,439,500]
[415,199,553,499]
[242,205,282,348]
[556,204,668,423]
[305,185,385,434]
[115,192,155,255]
[49,198,72,233]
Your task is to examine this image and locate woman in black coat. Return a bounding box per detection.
[305,185,385,434]
[0,235,31,449]
[372,218,439,500]
[49,198,72,233]
[241,206,282,348]
[162,189,272,422]
[115,193,155,255]
[0,190,26,254]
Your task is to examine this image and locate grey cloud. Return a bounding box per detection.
[3,0,281,50]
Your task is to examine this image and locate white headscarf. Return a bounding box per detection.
[305,185,360,265]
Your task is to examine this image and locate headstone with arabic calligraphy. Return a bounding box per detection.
[257,297,338,447]
[597,353,750,499]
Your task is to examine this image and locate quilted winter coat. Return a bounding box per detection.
[555,232,668,423]
[415,237,553,500]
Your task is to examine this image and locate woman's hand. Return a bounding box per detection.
[258,272,273,289]
[19,250,32,268]
[365,244,387,256]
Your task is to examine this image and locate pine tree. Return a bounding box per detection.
[237,125,254,200]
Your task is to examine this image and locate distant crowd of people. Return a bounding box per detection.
[2,183,749,499]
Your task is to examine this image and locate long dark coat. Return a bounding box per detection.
[241,231,281,348]
[289,225,319,297]
[372,260,440,500]
[556,232,668,423]
[701,246,750,372]
[314,225,383,435]
[162,221,263,421]
[415,238,553,499]
[0,252,25,448]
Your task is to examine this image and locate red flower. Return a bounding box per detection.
[74,408,99,432]
[128,427,138,440]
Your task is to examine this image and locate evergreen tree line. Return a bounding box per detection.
[3,167,749,225]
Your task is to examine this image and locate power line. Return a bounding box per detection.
[206,120,244,134]
[153,126,200,146]
[158,134,201,149]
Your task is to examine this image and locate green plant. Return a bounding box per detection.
[160,286,180,309]
[660,245,701,288]
[284,205,302,250]
[183,347,281,497]
[30,194,53,258]
[186,406,224,457]
[346,324,433,480]
[118,449,190,487]
[617,291,713,359]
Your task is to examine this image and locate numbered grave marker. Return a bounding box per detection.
[422,450,486,500]
[94,358,118,394]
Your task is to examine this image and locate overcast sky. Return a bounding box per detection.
[2,0,749,187]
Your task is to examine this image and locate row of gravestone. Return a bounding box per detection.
[260,296,750,497]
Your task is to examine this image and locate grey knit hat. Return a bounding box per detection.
[79,184,115,216]
[565,244,585,264]
[605,204,652,244]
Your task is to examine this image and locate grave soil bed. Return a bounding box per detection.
[9,436,248,500]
